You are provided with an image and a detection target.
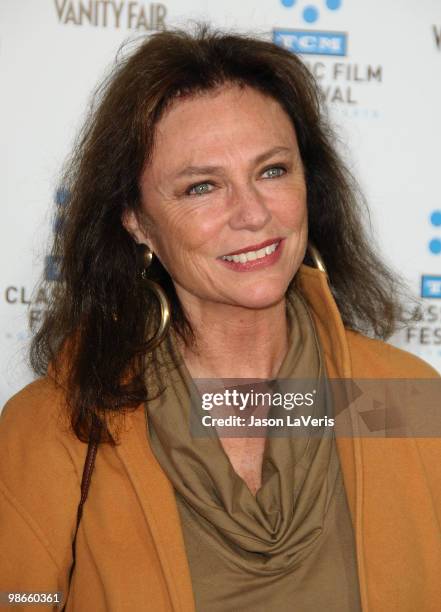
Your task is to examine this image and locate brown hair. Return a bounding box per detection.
[31,24,414,443]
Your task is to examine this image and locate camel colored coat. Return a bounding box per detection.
[1,265,440,611]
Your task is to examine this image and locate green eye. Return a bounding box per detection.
[263,166,286,179]
[187,182,213,196]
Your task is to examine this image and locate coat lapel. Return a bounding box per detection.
[115,407,196,612]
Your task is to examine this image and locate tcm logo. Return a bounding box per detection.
[421,276,441,299]
[273,29,346,56]
[274,0,347,56]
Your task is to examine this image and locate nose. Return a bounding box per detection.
[227,183,272,231]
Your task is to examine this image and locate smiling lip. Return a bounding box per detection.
[220,238,283,257]
[217,239,284,272]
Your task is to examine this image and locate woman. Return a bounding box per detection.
[1,25,440,612]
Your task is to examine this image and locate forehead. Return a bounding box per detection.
[150,85,298,168]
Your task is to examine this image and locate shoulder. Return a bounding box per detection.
[345,329,440,378]
[0,378,86,559]
[2,376,69,430]
[1,376,83,465]
[0,376,87,487]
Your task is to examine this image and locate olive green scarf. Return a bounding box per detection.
[146,290,361,611]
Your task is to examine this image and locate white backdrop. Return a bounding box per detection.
[1,0,440,406]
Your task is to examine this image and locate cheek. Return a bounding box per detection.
[273,194,307,231]
[148,204,226,263]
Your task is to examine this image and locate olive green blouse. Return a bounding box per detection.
[146,290,361,611]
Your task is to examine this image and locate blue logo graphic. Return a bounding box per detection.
[429,209,441,255]
[274,0,347,56]
[273,29,346,55]
[44,187,69,281]
[280,0,342,25]
[421,275,441,298]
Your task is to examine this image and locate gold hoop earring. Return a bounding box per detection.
[307,242,328,276]
[140,245,171,349]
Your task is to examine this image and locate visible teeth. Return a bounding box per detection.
[221,241,279,263]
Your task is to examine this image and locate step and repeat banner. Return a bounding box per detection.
[1,0,440,404]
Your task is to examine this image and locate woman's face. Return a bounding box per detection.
[125,84,308,311]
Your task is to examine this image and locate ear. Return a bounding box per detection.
[121,209,151,248]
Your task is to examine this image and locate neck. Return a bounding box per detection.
[176,296,289,379]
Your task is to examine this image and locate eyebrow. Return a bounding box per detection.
[173,146,293,179]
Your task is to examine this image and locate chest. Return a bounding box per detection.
[219,436,267,495]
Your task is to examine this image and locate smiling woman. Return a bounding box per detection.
[1,23,440,612]
[123,85,308,317]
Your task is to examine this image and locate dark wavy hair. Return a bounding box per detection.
[30,24,413,444]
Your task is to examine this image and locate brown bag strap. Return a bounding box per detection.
[62,421,101,610]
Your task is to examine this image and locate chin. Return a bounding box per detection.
[232,282,288,310]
